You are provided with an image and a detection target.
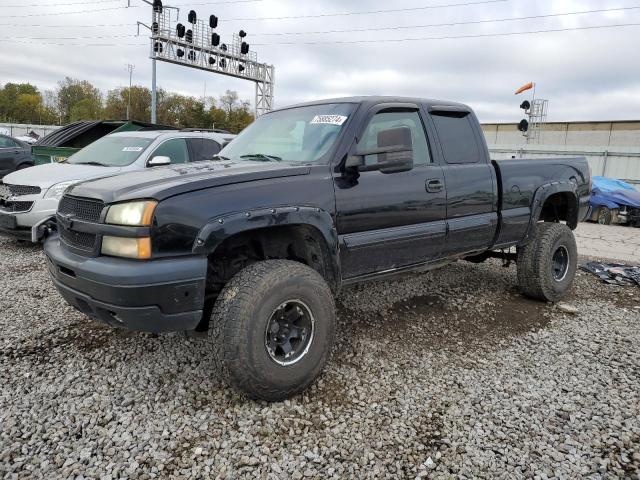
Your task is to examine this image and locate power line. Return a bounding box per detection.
[252,22,640,45]
[222,0,509,22]
[0,0,120,7]
[12,34,139,40]
[250,5,640,36]
[0,22,136,27]
[1,22,638,47]
[1,0,260,16]
[2,5,132,18]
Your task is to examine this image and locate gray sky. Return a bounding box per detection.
[1,0,639,123]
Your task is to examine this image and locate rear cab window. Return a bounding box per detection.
[431,112,483,164]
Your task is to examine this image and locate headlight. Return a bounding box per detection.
[105,200,157,226]
[101,236,152,259]
[45,181,75,199]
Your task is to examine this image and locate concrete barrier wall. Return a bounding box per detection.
[483,121,640,185]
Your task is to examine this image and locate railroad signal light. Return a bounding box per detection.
[188,50,197,61]
[154,42,163,53]
[221,43,228,51]
[188,10,197,24]
[186,29,193,43]
[238,64,245,72]
[152,21,159,34]
[209,56,216,65]
[219,58,226,68]
[239,30,247,38]
[210,15,218,29]
[177,48,184,58]
[241,41,249,55]
[518,119,529,132]
[176,23,185,38]
[211,33,220,46]
[153,0,162,13]
[520,100,531,111]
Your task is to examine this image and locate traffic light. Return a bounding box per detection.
[153,0,162,13]
[176,23,185,38]
[188,10,197,24]
[210,15,218,29]
[518,119,529,132]
[186,29,193,43]
[211,33,220,46]
[241,42,249,55]
[154,42,163,53]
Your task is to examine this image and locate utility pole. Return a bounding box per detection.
[126,63,135,120]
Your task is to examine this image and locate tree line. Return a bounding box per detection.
[0,77,254,134]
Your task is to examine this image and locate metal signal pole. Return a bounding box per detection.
[137,0,180,123]
[127,63,135,120]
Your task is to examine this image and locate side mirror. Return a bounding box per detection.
[346,126,414,174]
[147,155,171,167]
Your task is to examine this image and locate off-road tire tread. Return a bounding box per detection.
[517,222,577,302]
[210,260,335,401]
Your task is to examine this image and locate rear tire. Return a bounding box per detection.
[210,260,336,401]
[517,223,578,302]
[597,206,612,225]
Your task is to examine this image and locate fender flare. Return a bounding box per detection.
[192,206,341,286]
[525,181,579,239]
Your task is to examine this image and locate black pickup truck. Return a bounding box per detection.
[44,96,591,400]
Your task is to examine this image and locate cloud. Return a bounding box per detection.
[1,0,639,122]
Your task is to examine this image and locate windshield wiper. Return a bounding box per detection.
[75,161,110,167]
[240,153,282,162]
[211,154,231,161]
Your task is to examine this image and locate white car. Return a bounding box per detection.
[0,130,234,242]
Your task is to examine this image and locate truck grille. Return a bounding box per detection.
[59,195,105,222]
[5,184,41,196]
[0,200,33,213]
[60,227,96,251]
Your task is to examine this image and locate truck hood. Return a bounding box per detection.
[67,160,311,203]
[2,163,122,192]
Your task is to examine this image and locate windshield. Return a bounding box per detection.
[220,103,355,164]
[68,135,154,167]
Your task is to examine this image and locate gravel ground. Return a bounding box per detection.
[1,235,639,479]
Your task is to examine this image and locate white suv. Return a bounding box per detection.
[0,130,235,242]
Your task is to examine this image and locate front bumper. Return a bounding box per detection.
[0,196,58,242]
[44,236,208,333]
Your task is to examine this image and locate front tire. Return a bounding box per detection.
[210,260,336,401]
[517,223,578,302]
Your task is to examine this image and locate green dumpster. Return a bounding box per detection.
[32,120,176,165]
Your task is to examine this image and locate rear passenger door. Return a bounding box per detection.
[429,108,497,255]
[187,138,221,162]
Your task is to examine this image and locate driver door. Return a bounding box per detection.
[334,104,447,279]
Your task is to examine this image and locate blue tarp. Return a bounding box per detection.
[590,176,640,209]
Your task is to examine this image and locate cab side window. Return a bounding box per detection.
[0,136,17,148]
[358,111,431,166]
[150,138,189,164]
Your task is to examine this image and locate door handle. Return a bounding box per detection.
[425,179,444,193]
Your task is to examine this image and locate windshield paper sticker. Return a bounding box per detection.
[310,115,348,126]
[122,146,144,152]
